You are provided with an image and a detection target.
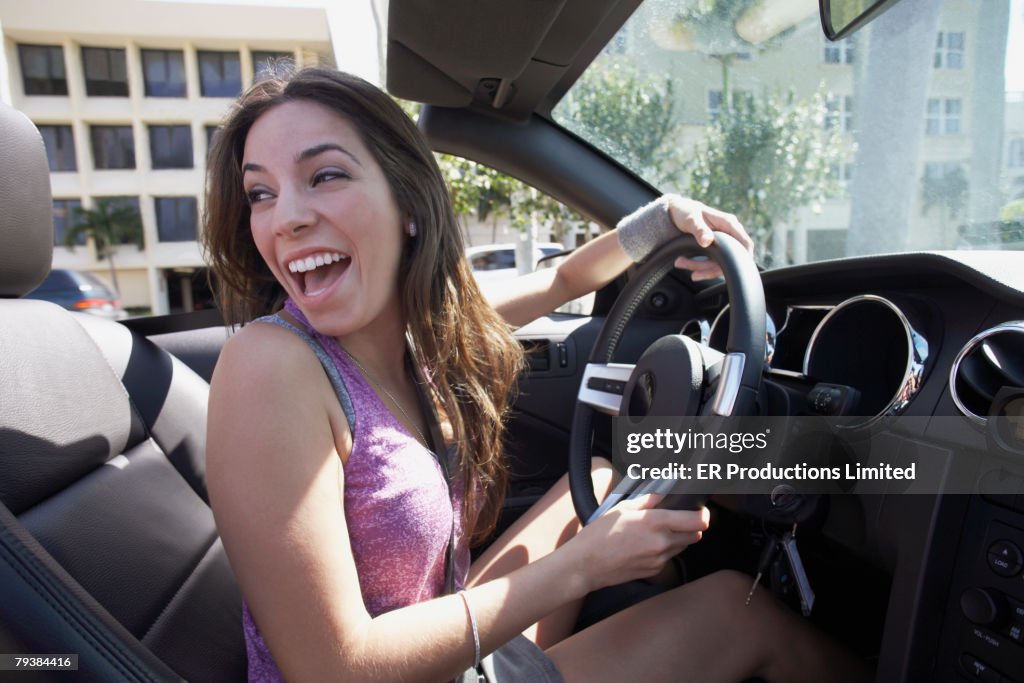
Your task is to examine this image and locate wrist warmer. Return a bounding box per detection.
[615,196,680,263]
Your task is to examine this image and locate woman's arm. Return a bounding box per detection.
[208,324,707,683]
[488,194,753,328]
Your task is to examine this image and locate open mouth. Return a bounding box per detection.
[287,251,350,297]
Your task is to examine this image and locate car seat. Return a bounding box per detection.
[0,102,245,681]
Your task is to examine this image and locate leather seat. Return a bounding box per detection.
[0,102,245,681]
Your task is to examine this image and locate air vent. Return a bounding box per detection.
[950,322,1024,425]
[680,318,708,344]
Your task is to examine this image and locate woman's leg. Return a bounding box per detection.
[467,457,616,650]
[545,569,871,683]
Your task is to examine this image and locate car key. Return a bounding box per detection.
[780,525,815,616]
[745,535,779,606]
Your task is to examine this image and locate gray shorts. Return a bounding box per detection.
[459,634,564,683]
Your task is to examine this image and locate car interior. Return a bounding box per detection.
[2,0,1024,681]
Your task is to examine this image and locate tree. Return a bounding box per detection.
[555,57,681,187]
[654,0,809,109]
[687,89,848,264]
[65,198,144,295]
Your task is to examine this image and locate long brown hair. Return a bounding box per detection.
[203,67,524,543]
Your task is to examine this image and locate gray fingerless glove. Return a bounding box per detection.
[615,196,680,263]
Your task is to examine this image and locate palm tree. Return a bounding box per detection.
[64,198,144,296]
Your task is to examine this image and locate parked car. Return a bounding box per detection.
[465,241,565,282]
[1,0,1023,681]
[23,268,127,319]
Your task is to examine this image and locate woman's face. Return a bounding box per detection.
[242,99,406,338]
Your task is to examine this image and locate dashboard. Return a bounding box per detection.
[513,250,1024,682]
[681,251,1024,682]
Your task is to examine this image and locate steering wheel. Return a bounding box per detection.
[569,232,766,524]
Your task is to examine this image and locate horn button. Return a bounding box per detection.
[623,335,707,418]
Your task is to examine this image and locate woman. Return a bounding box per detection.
[204,66,867,682]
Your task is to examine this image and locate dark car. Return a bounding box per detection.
[1,0,1023,681]
[24,268,126,319]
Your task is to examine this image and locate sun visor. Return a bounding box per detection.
[387,0,567,105]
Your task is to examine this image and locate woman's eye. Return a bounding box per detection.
[312,169,349,186]
[246,188,273,205]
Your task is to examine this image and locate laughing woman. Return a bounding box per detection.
[203,66,868,683]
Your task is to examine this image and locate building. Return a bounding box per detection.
[0,0,334,314]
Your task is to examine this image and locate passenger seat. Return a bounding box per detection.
[0,102,245,681]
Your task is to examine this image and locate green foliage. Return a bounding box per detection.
[397,97,587,241]
[1002,199,1024,223]
[687,89,849,262]
[555,58,680,186]
[65,198,144,258]
[65,197,144,295]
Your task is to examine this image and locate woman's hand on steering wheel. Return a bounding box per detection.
[566,493,711,592]
[662,195,755,281]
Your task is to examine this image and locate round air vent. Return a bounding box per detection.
[950,322,1024,425]
[680,318,709,344]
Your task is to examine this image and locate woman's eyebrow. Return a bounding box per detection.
[296,143,361,166]
[241,162,264,176]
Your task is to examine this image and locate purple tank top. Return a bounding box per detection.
[242,301,470,681]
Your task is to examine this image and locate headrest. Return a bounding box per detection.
[0,102,53,298]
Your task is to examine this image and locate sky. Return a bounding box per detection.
[161,0,383,84]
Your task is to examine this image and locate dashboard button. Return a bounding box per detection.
[960,653,1001,682]
[988,540,1023,577]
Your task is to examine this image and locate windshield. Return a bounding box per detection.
[552,0,1024,268]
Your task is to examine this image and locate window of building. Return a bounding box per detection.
[925,98,962,136]
[90,125,136,169]
[934,31,965,69]
[52,198,84,246]
[823,35,855,64]
[252,50,293,81]
[923,161,964,180]
[1008,138,1024,169]
[149,125,193,169]
[18,44,67,95]
[141,49,186,97]
[82,47,129,96]
[826,94,854,132]
[155,197,198,242]
[38,125,77,172]
[198,50,242,97]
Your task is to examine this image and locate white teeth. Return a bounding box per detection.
[287,251,346,275]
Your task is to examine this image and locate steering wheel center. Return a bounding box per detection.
[624,335,706,418]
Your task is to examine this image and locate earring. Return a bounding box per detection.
[407,221,418,237]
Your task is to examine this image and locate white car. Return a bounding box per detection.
[465,242,565,282]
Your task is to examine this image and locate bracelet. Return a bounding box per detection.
[616,195,680,263]
[457,589,481,668]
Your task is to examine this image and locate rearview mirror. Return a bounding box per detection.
[819,0,903,40]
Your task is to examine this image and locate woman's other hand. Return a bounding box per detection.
[566,493,710,592]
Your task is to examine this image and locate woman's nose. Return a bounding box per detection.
[273,187,315,237]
